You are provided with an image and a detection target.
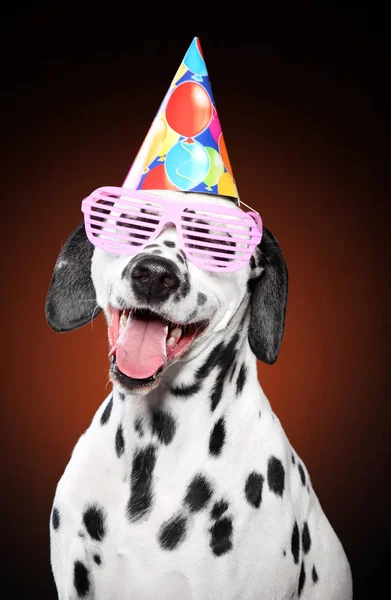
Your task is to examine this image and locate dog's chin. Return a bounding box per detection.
[109,357,163,395]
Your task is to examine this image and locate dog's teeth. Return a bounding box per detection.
[167,336,176,347]
[171,327,182,338]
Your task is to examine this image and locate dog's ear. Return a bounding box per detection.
[248,228,288,364]
[45,222,101,332]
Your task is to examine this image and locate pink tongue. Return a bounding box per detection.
[114,316,168,379]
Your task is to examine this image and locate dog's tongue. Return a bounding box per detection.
[113,315,168,379]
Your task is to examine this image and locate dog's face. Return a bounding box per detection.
[46,191,288,394]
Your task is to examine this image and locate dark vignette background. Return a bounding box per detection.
[1,5,390,599]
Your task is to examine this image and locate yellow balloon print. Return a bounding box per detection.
[158,118,180,160]
[170,62,188,88]
[217,172,238,198]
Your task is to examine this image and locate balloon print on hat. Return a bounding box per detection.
[165,81,212,138]
[218,172,238,197]
[203,147,225,190]
[137,116,167,174]
[218,133,234,178]
[170,61,188,88]
[138,114,180,171]
[165,140,210,190]
[209,107,222,143]
[141,164,179,191]
[183,37,208,82]
[158,116,180,161]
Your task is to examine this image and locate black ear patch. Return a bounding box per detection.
[45,222,101,332]
[248,228,288,364]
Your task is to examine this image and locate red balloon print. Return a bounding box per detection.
[166,81,212,138]
[141,164,178,191]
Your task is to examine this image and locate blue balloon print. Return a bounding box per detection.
[183,38,208,81]
[165,140,210,191]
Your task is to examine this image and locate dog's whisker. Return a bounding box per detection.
[87,304,101,331]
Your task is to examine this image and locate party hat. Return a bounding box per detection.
[122,37,239,201]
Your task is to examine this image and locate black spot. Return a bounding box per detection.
[210,335,239,411]
[78,531,84,538]
[210,516,233,556]
[312,565,319,583]
[249,255,256,269]
[146,244,159,249]
[245,472,264,508]
[197,342,225,380]
[100,396,113,425]
[181,271,190,297]
[134,417,144,437]
[52,507,60,530]
[115,424,125,457]
[209,417,226,456]
[74,561,90,597]
[152,249,162,255]
[170,381,201,397]
[291,453,296,465]
[247,277,256,294]
[267,456,285,497]
[172,336,238,410]
[291,521,300,564]
[93,554,101,566]
[158,513,187,550]
[229,361,237,382]
[283,550,287,556]
[211,500,228,520]
[187,309,198,321]
[298,463,306,486]
[151,410,176,445]
[302,522,311,554]
[176,252,185,264]
[119,393,125,401]
[258,410,262,418]
[163,240,175,248]
[298,561,306,596]
[127,445,156,522]
[236,364,248,395]
[184,474,213,512]
[197,292,207,305]
[83,504,106,541]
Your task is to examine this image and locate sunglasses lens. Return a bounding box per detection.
[82,189,163,254]
[179,207,261,271]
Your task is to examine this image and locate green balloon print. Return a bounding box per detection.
[203,147,225,190]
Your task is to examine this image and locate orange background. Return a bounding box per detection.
[1,8,389,599]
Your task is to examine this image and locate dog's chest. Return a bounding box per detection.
[52,391,306,599]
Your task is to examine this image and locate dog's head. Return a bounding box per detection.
[46,191,288,393]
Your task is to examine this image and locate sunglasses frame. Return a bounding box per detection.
[81,186,263,272]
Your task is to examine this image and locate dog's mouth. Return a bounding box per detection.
[108,306,207,388]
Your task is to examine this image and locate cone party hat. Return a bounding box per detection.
[122,37,239,201]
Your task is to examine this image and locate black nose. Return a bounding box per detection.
[126,255,180,302]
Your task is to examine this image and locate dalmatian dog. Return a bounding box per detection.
[46,189,353,600]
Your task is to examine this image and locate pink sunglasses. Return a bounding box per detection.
[81,186,263,272]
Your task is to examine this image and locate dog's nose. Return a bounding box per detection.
[126,256,180,302]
